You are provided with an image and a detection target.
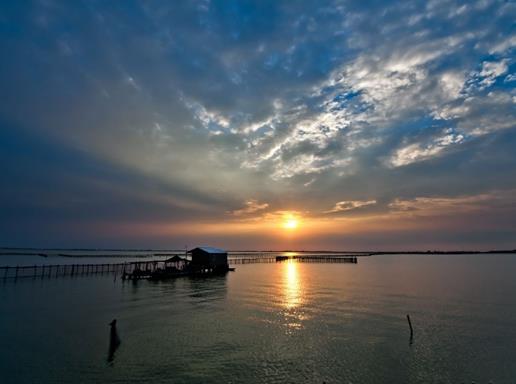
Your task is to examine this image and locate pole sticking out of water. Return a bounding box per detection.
[108,319,121,364]
[406,314,414,344]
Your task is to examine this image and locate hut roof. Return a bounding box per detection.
[189,246,226,254]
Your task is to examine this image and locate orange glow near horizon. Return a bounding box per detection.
[115,209,424,246]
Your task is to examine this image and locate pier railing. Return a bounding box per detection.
[230,255,358,264]
[1,263,131,280]
[1,255,358,280]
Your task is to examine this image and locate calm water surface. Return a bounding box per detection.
[1,254,516,383]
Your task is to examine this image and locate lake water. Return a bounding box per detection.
[1,253,516,383]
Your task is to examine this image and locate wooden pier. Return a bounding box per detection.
[0,262,130,280]
[230,255,358,263]
[275,255,358,263]
[1,254,358,281]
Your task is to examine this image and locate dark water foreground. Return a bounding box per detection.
[1,254,516,383]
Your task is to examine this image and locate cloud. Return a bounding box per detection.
[0,0,515,248]
[489,34,516,54]
[324,200,377,213]
[388,190,516,215]
[388,129,465,167]
[230,199,269,216]
[477,59,509,88]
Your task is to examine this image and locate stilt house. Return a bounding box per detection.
[188,247,228,271]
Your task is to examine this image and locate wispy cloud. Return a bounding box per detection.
[324,200,377,214]
[230,199,269,216]
[388,129,465,167]
[388,190,516,215]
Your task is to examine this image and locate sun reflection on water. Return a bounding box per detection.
[284,260,302,309]
[281,260,308,331]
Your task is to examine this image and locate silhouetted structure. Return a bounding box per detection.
[0,250,367,281]
[275,255,357,263]
[165,255,187,268]
[120,247,230,280]
[188,247,229,273]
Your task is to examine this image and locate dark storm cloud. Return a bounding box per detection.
[0,0,514,248]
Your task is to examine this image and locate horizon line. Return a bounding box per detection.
[1,247,516,254]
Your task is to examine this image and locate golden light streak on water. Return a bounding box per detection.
[280,260,309,331]
[284,260,302,309]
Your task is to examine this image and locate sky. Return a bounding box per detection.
[0,0,515,250]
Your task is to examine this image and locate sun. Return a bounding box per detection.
[283,217,299,230]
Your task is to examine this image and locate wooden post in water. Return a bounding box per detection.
[407,314,414,343]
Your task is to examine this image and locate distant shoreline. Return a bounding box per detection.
[0,247,515,257]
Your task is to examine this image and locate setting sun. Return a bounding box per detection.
[283,217,299,230]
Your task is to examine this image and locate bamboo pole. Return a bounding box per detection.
[407,314,414,343]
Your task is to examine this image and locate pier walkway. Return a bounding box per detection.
[0,254,358,280]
